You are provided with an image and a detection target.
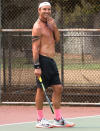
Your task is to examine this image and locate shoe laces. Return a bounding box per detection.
[40,118,50,125]
[61,118,73,125]
[55,117,71,125]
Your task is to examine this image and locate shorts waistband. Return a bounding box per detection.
[39,54,54,61]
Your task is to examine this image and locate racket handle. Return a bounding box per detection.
[39,76,42,82]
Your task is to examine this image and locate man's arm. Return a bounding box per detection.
[32,25,41,77]
[53,24,60,43]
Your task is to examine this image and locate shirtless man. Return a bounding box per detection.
[32,1,75,128]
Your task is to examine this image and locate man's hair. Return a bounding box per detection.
[38,0,50,7]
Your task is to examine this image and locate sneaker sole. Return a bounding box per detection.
[66,123,75,127]
[36,125,54,128]
[53,123,75,128]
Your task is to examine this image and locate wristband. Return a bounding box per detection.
[34,64,41,69]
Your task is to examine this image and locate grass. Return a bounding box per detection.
[1,63,100,70]
[1,54,100,70]
[63,63,100,70]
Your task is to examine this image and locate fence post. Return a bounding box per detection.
[60,4,64,87]
[0,0,2,103]
[8,34,12,87]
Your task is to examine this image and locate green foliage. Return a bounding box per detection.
[50,0,100,27]
[84,0,100,5]
[50,0,83,13]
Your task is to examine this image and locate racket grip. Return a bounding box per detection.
[39,76,42,82]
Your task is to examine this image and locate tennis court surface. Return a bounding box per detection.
[0,105,100,131]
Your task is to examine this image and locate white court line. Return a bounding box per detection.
[0,115,100,127]
[0,121,35,127]
[67,114,100,120]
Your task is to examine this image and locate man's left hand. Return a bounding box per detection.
[47,17,57,31]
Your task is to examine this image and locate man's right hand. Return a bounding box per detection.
[34,68,42,78]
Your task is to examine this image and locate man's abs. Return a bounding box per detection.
[40,50,55,58]
[39,42,55,58]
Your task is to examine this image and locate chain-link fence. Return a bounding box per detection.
[0,0,100,103]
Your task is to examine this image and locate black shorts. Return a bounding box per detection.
[36,55,61,89]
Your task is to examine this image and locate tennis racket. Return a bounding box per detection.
[38,76,54,114]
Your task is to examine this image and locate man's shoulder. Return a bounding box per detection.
[32,20,41,35]
[33,20,41,30]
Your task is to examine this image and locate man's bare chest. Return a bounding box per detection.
[41,26,53,37]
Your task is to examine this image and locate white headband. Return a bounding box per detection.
[39,2,51,8]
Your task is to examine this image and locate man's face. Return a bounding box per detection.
[38,6,51,19]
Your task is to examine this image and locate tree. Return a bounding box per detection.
[50,0,100,28]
